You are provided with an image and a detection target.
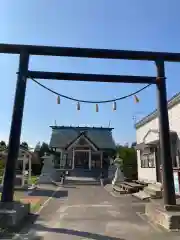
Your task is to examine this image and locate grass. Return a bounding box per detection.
[0,176,2,184]
[28,175,39,185]
[0,192,44,214]
[0,182,47,238]
[0,195,43,238]
[19,196,42,213]
[0,175,42,213]
[0,175,39,185]
[0,187,45,214]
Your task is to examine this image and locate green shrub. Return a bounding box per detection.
[116,145,137,180]
[0,160,4,175]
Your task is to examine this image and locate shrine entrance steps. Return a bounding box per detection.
[68,168,108,178]
[64,176,101,185]
[63,168,104,185]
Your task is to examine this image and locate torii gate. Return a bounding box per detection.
[0,43,179,207]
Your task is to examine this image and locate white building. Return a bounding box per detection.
[135,92,180,184]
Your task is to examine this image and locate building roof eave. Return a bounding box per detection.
[135,92,180,129]
[49,125,114,131]
[135,131,178,150]
[49,126,116,149]
[65,132,99,151]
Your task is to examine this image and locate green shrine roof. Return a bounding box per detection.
[49,126,116,150]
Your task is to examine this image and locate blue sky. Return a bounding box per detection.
[0,0,180,147]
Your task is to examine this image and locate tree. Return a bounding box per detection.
[39,142,49,158]
[0,141,6,176]
[34,142,41,152]
[116,144,137,180]
[21,141,29,149]
[31,142,49,175]
[0,141,6,147]
[0,141,6,151]
[131,142,136,148]
[39,142,50,169]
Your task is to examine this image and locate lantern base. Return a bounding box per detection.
[145,200,180,231]
[0,201,30,228]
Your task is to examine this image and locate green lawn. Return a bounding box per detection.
[0,190,44,213]
[0,175,39,185]
[0,175,42,214]
[28,175,39,185]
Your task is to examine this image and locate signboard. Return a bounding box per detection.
[173,172,180,195]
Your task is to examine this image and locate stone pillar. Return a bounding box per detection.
[72,148,75,169]
[22,157,26,186]
[61,151,65,168]
[28,155,32,184]
[89,150,92,170]
[100,151,103,168]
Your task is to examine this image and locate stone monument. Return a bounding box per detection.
[112,156,124,186]
[38,153,58,184]
[108,161,116,181]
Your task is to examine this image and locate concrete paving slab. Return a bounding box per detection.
[11,184,180,239]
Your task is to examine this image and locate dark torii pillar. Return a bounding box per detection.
[156,60,176,206]
[1,51,29,202]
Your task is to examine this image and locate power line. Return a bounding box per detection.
[29,77,151,104]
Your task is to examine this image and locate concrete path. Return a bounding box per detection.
[26,184,180,240]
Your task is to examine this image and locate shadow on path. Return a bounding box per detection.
[62,186,78,189]
[34,223,124,240]
[29,189,68,198]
